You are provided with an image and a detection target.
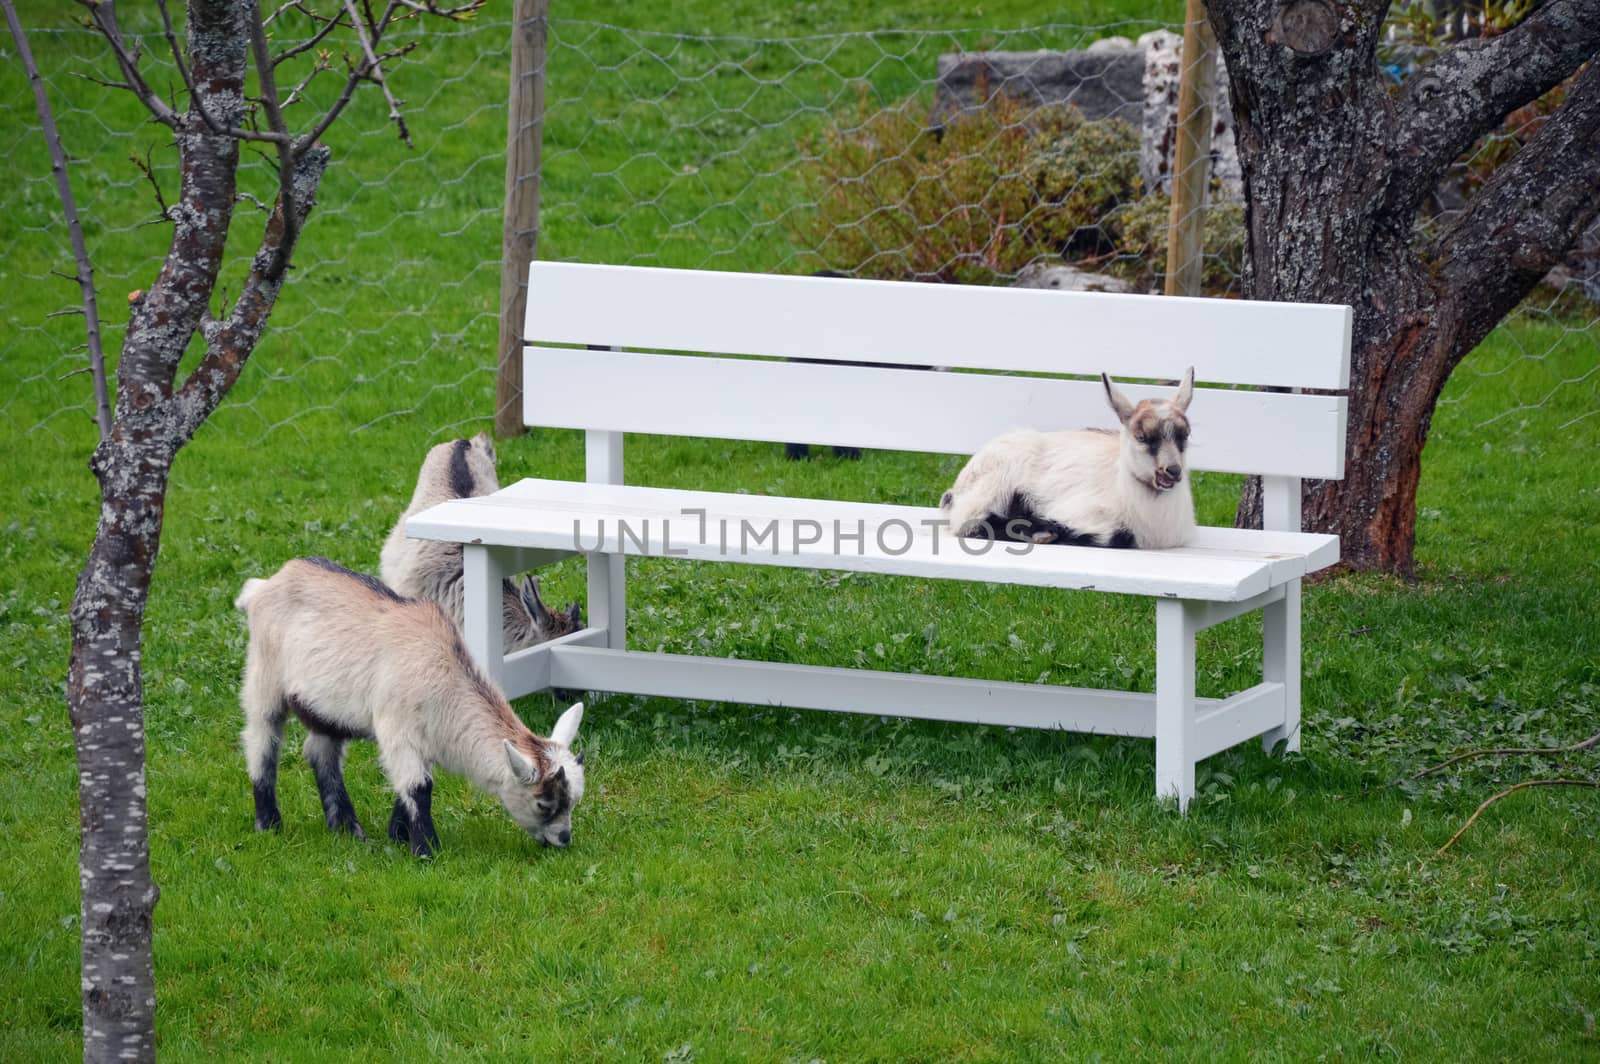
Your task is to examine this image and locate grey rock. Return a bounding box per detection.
[1011,262,1134,293]
[931,47,1146,127]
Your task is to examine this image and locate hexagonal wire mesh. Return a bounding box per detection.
[2,15,1595,448]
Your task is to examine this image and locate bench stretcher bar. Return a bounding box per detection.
[500,642,1288,754]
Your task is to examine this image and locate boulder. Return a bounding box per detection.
[931,46,1146,127]
[1011,262,1135,293]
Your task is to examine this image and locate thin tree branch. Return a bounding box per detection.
[393,0,485,18]
[280,54,335,109]
[171,144,331,440]
[75,0,294,146]
[1431,58,1600,367]
[154,0,222,135]
[70,71,139,93]
[341,0,411,144]
[297,2,406,149]
[1412,730,1600,779]
[7,0,114,438]
[248,0,299,279]
[1387,0,1600,215]
[1438,779,1600,854]
[129,148,171,221]
[272,4,350,66]
[73,0,182,128]
[112,1,250,410]
[264,0,318,25]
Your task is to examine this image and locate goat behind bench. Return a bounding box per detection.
[381,432,582,650]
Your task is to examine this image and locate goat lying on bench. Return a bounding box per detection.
[406,263,1350,811]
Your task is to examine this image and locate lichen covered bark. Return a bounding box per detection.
[66,3,329,1060]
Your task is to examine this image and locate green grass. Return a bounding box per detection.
[3,1,1600,1060]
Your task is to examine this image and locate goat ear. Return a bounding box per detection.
[1101,372,1136,424]
[1173,366,1194,412]
[519,577,552,626]
[566,601,582,625]
[471,431,496,465]
[551,701,584,747]
[504,739,540,785]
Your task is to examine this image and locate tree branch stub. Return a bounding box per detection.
[1268,0,1341,57]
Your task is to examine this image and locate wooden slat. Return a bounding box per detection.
[494,479,1341,575]
[546,645,1270,753]
[405,478,1344,601]
[1190,585,1287,632]
[525,262,1352,390]
[486,479,1340,581]
[499,624,608,699]
[1193,682,1287,760]
[524,347,1348,479]
[547,645,1159,736]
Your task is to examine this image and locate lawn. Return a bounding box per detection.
[2,1,1598,1061]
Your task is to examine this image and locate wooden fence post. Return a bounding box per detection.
[1164,0,1217,298]
[497,0,550,438]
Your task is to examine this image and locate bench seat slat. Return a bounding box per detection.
[523,347,1349,480]
[406,479,1340,603]
[526,262,1353,390]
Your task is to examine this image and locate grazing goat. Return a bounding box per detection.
[381,432,582,649]
[235,556,586,857]
[939,368,1197,550]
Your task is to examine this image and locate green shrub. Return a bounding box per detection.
[1114,194,1247,294]
[790,90,1246,292]
[792,94,1147,285]
[792,93,1041,284]
[1022,108,1143,256]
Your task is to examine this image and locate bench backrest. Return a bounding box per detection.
[522,262,1351,482]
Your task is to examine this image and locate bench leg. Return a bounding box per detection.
[463,544,506,689]
[1155,598,1198,812]
[587,553,626,651]
[586,429,627,651]
[1261,578,1302,755]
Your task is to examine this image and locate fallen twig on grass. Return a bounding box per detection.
[1438,779,1600,854]
[1411,730,1600,779]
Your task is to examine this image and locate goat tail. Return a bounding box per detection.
[234,577,268,613]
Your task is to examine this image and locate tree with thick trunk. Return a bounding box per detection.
[6,1,479,1058]
[1206,0,1600,572]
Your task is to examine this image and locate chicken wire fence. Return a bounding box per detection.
[2,14,1596,449]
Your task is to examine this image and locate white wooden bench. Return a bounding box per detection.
[407,262,1351,810]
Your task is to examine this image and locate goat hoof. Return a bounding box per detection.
[1029,531,1058,544]
[254,813,283,832]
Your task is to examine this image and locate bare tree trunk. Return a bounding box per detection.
[62,4,322,1056]
[33,0,460,1057]
[66,435,176,1061]
[1209,0,1600,573]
